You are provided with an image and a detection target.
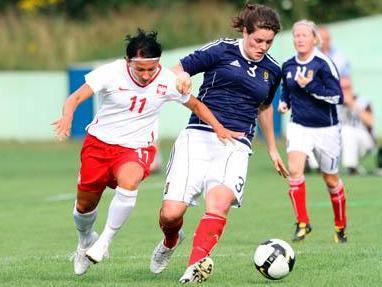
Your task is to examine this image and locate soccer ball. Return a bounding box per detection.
[253,238,295,280]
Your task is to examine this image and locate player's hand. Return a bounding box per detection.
[296,71,313,88]
[52,116,72,141]
[176,71,192,95]
[268,149,289,178]
[278,101,289,113]
[215,126,245,145]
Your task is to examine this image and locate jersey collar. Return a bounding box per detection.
[126,63,162,88]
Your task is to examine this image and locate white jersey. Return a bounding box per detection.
[85,59,190,148]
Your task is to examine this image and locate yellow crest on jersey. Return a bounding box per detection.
[307,69,314,78]
[263,70,269,81]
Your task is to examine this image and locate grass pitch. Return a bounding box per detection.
[0,139,381,286]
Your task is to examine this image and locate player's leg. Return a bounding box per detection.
[287,151,312,241]
[341,125,359,174]
[286,123,313,241]
[322,173,347,243]
[150,200,188,274]
[86,161,144,263]
[316,125,347,243]
[151,130,203,274]
[180,144,249,284]
[72,190,102,275]
[72,134,108,275]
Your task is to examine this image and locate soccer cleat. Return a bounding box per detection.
[71,231,99,275]
[85,237,110,264]
[150,229,185,274]
[334,226,347,243]
[179,257,214,284]
[292,222,312,242]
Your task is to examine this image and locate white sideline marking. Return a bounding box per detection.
[45,183,163,202]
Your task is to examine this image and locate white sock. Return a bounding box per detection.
[98,187,138,245]
[73,203,97,248]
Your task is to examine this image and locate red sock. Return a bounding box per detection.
[328,181,347,228]
[288,176,309,224]
[160,213,183,249]
[188,213,226,266]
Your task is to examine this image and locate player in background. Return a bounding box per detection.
[150,3,288,284]
[338,78,376,174]
[306,26,352,172]
[319,26,351,83]
[52,29,242,276]
[278,20,347,243]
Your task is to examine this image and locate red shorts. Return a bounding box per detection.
[77,134,156,193]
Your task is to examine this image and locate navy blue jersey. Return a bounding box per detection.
[281,48,343,127]
[180,38,282,147]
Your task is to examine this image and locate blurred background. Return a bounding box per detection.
[0,0,381,140]
[1,2,381,285]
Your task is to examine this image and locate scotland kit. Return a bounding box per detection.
[181,38,282,148]
[164,39,282,207]
[280,48,344,173]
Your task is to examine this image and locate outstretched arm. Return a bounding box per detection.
[52,84,94,141]
[184,96,244,143]
[258,104,289,178]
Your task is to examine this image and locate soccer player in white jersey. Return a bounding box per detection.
[278,20,348,243]
[52,29,242,276]
[338,78,375,174]
[149,4,288,284]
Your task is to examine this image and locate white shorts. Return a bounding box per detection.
[286,122,341,174]
[341,125,375,167]
[163,129,251,207]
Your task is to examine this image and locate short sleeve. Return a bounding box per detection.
[85,64,113,93]
[180,40,223,76]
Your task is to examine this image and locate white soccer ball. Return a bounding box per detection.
[253,238,295,280]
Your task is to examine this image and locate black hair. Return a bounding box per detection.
[232,3,281,35]
[125,28,162,59]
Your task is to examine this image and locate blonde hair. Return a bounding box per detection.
[292,19,321,46]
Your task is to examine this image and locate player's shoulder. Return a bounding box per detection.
[198,38,239,52]
[313,49,340,78]
[282,55,296,66]
[94,59,124,74]
[157,66,177,83]
[264,53,281,74]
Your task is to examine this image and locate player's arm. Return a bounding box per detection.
[300,65,343,104]
[258,104,289,178]
[278,77,290,113]
[172,63,192,95]
[184,96,244,143]
[52,84,94,141]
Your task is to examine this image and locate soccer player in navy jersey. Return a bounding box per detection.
[149,3,288,283]
[278,20,348,244]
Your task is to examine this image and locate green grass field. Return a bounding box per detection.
[0,139,381,286]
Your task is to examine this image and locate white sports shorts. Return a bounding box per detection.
[286,122,341,174]
[163,129,251,207]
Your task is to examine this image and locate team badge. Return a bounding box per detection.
[156,84,168,95]
[263,70,269,81]
[307,69,314,78]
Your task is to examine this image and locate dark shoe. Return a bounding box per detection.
[292,222,312,242]
[334,226,347,243]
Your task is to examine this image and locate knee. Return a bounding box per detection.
[206,202,231,218]
[118,178,141,191]
[75,199,96,214]
[324,176,340,189]
[160,208,183,225]
[289,166,304,178]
